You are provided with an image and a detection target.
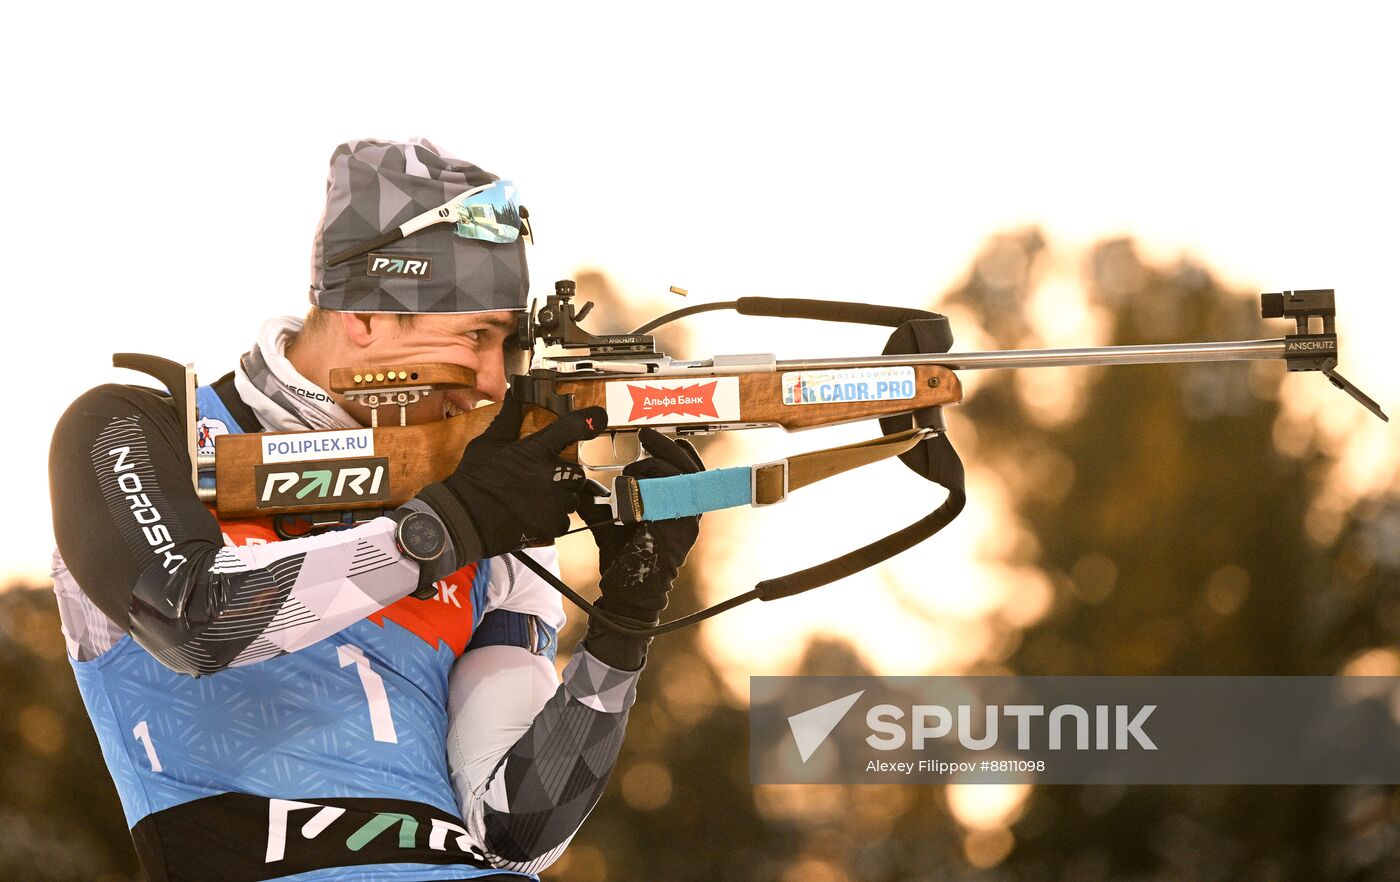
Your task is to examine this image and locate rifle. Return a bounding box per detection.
[114,284,1386,636]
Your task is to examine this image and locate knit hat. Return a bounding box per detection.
[310,138,529,313]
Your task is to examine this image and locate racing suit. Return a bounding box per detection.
[48,317,639,882]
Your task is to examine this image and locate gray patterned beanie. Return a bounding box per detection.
[310,138,529,314]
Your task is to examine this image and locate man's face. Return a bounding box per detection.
[340,310,525,425]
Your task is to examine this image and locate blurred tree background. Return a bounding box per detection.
[3,237,1396,880]
[0,587,135,881]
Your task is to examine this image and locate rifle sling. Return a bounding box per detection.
[612,427,932,523]
[524,427,965,638]
[754,431,966,602]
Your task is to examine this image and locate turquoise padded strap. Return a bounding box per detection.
[636,467,752,520]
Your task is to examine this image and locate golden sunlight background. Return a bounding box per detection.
[2,3,1398,880]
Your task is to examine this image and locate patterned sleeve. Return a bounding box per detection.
[447,643,641,874]
[49,383,420,675]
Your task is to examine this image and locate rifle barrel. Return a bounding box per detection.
[780,338,1287,372]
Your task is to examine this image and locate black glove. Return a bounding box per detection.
[578,428,703,670]
[416,392,607,562]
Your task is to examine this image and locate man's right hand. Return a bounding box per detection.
[415,392,608,562]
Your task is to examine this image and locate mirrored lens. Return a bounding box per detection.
[453,181,522,244]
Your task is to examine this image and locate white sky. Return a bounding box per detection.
[4,3,1396,678]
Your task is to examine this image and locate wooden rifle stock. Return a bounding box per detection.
[213,403,557,518]
[209,363,963,519]
[554,364,961,430]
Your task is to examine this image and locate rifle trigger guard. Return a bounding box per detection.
[577,430,642,476]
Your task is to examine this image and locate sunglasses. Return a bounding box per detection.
[325,179,529,268]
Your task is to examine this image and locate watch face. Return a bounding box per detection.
[399,511,447,561]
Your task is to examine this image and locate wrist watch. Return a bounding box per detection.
[387,509,449,599]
